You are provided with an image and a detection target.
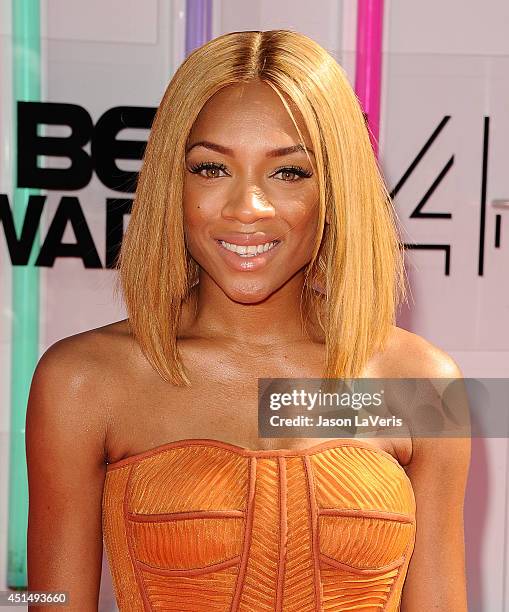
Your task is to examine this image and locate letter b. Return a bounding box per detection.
[17,101,93,190]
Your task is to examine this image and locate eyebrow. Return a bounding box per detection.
[185,140,315,158]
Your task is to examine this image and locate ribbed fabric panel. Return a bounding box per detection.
[128,445,249,513]
[239,458,281,611]
[282,457,317,611]
[320,565,400,611]
[319,516,414,569]
[102,439,416,611]
[139,564,239,611]
[311,446,415,514]
[102,466,146,611]
[131,517,244,569]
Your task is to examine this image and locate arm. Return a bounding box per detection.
[26,336,110,611]
[400,351,471,611]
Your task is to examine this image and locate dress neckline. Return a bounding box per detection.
[106,436,407,473]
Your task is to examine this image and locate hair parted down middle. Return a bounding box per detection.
[114,29,408,386]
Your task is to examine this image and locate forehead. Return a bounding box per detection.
[187,80,311,148]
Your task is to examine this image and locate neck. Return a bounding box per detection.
[180,270,323,346]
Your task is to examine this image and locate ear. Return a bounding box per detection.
[325,211,330,225]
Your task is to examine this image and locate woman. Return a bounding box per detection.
[26,30,470,611]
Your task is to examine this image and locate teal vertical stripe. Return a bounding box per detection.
[8,0,41,588]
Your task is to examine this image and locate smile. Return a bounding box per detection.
[218,239,280,257]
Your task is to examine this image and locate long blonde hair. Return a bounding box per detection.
[115,30,407,386]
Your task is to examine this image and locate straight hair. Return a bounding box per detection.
[114,30,408,386]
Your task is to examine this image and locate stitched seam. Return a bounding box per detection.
[106,438,407,473]
[230,456,256,611]
[127,509,245,522]
[381,522,417,611]
[319,507,415,523]
[107,442,246,471]
[319,552,406,574]
[102,473,124,607]
[303,455,323,611]
[275,457,288,611]
[135,554,242,576]
[124,465,152,612]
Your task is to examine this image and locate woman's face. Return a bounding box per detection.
[183,80,320,304]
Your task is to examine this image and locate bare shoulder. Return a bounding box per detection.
[37,317,131,368]
[386,325,463,378]
[26,319,133,608]
[384,325,470,461]
[35,317,132,379]
[392,328,471,609]
[28,319,132,452]
[389,325,471,475]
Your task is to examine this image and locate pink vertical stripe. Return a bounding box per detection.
[355,0,384,157]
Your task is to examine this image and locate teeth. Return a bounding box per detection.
[219,240,278,257]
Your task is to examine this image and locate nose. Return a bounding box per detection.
[221,185,276,223]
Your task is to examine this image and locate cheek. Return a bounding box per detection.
[182,184,203,254]
[183,178,227,223]
[183,182,214,232]
[279,189,320,237]
[182,181,226,260]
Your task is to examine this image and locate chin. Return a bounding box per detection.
[223,281,275,305]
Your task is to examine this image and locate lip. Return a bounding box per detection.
[214,237,282,272]
[214,231,282,246]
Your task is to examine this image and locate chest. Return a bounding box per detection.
[106,339,404,463]
[102,440,416,611]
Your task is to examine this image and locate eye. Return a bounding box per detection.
[272,165,313,182]
[187,161,229,179]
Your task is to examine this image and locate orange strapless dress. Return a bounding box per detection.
[102,438,416,611]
